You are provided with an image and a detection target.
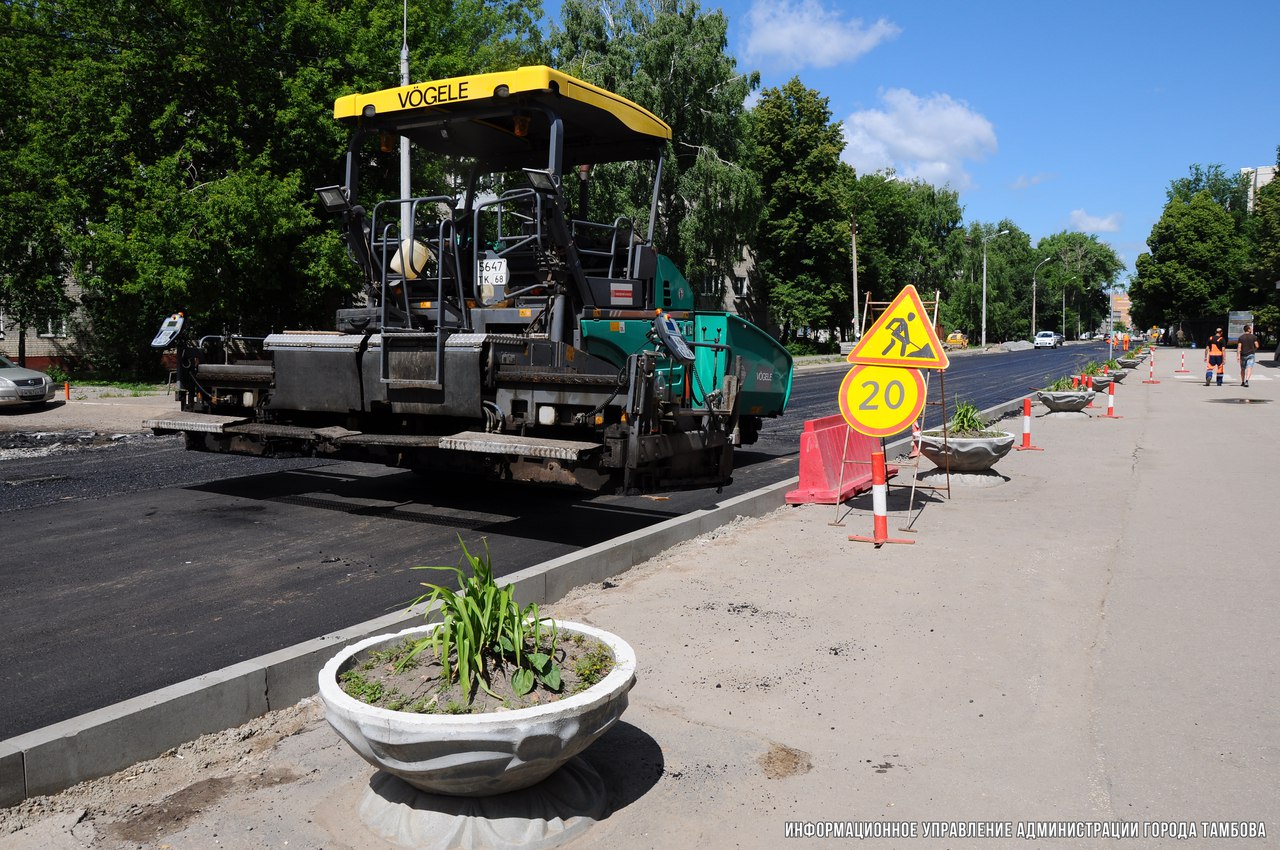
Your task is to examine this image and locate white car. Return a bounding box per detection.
[1034,331,1061,349]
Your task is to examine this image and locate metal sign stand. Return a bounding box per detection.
[851,290,950,534]
[827,424,865,528]
[832,288,953,535]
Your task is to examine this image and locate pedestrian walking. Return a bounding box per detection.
[1237,323,1259,387]
[1205,327,1226,386]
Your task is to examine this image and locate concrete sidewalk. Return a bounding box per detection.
[3,355,1279,849]
[0,387,178,437]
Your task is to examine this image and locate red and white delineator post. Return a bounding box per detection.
[1101,381,1122,419]
[1174,352,1190,373]
[1085,375,1095,407]
[1143,351,1160,384]
[1015,397,1043,451]
[848,451,914,547]
[909,422,921,458]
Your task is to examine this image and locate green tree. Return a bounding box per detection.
[3,0,543,375]
[1035,231,1123,338]
[1167,163,1250,228]
[1242,149,1280,341]
[1131,191,1247,329]
[749,78,850,339]
[848,173,964,337]
[944,222,1034,344]
[0,1,77,364]
[550,0,759,306]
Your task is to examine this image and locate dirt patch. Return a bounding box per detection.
[106,767,304,844]
[0,700,320,841]
[758,743,812,779]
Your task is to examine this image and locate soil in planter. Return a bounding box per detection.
[339,634,614,715]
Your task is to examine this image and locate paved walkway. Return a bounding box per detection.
[2,354,1278,849]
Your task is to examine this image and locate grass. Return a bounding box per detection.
[572,643,614,693]
[75,380,166,394]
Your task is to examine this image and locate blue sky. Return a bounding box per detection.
[550,0,1280,283]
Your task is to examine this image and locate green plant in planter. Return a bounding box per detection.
[402,538,561,700]
[948,399,993,436]
[1104,358,1120,370]
[1045,376,1076,392]
[1081,361,1102,377]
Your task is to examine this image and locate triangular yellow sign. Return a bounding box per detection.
[848,284,949,370]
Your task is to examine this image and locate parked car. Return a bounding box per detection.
[1053,332,1065,346]
[0,355,55,407]
[1034,331,1061,349]
[945,331,969,349]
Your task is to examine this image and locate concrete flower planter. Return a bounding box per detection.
[1089,374,1115,391]
[918,430,1015,472]
[1107,370,1127,383]
[1036,390,1093,413]
[1117,358,1140,369]
[319,621,636,797]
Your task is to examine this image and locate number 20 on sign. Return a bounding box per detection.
[838,364,926,438]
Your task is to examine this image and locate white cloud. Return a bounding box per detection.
[743,0,900,70]
[1012,173,1054,190]
[841,89,996,189]
[1069,209,1122,233]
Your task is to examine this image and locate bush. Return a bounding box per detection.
[44,364,71,384]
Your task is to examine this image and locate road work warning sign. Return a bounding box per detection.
[847,284,949,370]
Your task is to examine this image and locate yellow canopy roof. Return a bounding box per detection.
[334,66,671,168]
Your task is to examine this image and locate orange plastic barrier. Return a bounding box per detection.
[785,414,898,505]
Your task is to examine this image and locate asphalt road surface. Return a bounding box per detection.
[0,343,1109,739]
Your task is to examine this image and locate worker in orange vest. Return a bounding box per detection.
[1204,327,1226,386]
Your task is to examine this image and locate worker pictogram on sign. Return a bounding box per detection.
[847,284,949,370]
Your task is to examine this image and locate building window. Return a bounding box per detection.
[40,318,68,339]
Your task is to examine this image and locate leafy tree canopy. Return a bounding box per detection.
[748,77,851,338]
[1167,163,1250,228]
[550,0,759,303]
[1034,230,1122,337]
[849,173,964,336]
[1,0,543,374]
[1131,190,1246,327]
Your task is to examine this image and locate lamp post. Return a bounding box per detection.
[1031,256,1054,339]
[981,229,1010,348]
[399,0,411,239]
[1062,276,1075,339]
[1108,287,1116,359]
[850,216,860,340]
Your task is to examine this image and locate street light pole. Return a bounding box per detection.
[1108,288,1116,359]
[1062,276,1075,338]
[399,0,411,240]
[981,229,1010,348]
[1032,256,1054,339]
[850,217,860,340]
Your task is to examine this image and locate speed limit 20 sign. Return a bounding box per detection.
[837,364,926,437]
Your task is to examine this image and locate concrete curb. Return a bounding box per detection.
[0,474,801,807]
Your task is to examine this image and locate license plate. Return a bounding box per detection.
[478,258,509,289]
[18,389,44,397]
